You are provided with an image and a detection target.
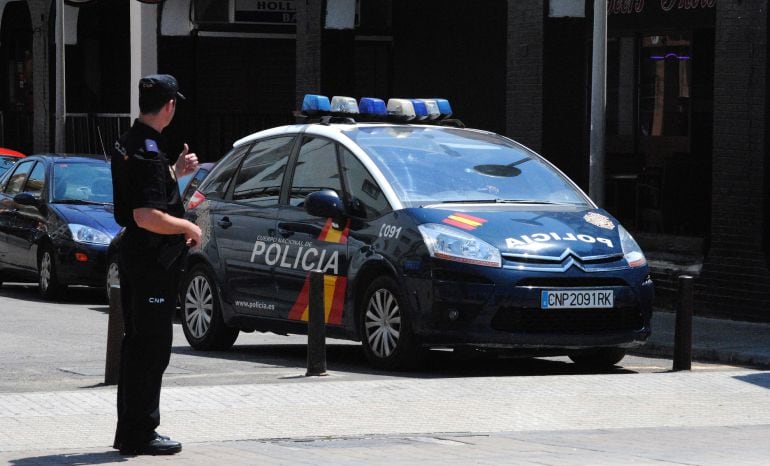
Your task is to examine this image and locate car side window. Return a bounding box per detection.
[289,137,342,206]
[24,162,45,196]
[4,161,34,195]
[340,147,392,220]
[199,145,249,200]
[232,136,293,206]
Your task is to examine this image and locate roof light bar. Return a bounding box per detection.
[434,98,453,118]
[419,99,441,120]
[298,94,455,124]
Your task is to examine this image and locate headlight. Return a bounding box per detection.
[619,225,646,267]
[68,224,112,245]
[418,223,501,268]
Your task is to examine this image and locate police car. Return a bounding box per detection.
[180,95,653,370]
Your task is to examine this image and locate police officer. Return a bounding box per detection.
[110,74,201,456]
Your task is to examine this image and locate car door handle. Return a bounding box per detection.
[217,217,232,229]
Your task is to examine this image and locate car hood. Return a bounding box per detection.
[52,203,121,237]
[409,204,625,260]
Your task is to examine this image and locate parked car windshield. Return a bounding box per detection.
[52,161,114,203]
[344,126,590,208]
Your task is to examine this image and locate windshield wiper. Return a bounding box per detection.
[55,199,112,206]
[438,199,558,205]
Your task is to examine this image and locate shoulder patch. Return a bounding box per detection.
[144,139,159,155]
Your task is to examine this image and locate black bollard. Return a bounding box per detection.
[105,285,124,384]
[306,270,328,376]
[673,275,694,371]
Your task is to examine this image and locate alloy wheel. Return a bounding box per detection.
[40,252,52,292]
[184,274,214,339]
[364,288,402,358]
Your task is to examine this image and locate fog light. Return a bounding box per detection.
[75,252,89,262]
[447,309,460,321]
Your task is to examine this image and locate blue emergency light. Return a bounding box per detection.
[410,99,428,120]
[434,98,453,118]
[301,94,331,116]
[359,97,387,117]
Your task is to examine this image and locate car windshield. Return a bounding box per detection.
[0,156,18,177]
[344,126,590,207]
[53,161,113,204]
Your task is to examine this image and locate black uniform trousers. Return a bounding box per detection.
[114,242,180,448]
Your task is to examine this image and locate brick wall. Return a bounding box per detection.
[506,0,544,152]
[698,0,770,321]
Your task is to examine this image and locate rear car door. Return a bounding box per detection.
[214,136,296,318]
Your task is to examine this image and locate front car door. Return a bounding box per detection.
[8,160,46,270]
[0,160,35,268]
[273,136,351,326]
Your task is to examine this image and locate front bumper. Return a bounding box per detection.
[55,241,109,287]
[404,262,654,350]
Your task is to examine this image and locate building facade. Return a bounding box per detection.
[1,0,768,320]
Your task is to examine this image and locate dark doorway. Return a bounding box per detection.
[0,1,33,153]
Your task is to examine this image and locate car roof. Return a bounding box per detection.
[26,154,109,163]
[232,123,496,149]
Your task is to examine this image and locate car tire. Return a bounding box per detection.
[38,245,65,300]
[569,347,627,369]
[105,255,120,302]
[359,275,423,371]
[181,264,239,351]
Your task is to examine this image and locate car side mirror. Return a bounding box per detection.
[305,189,345,219]
[14,192,40,207]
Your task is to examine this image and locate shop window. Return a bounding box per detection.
[639,34,691,138]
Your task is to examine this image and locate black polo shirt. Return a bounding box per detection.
[111,119,185,251]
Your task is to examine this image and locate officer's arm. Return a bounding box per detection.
[133,207,202,246]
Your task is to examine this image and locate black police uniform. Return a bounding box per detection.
[110,119,185,449]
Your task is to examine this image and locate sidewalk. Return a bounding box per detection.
[633,308,770,369]
[1,309,770,464]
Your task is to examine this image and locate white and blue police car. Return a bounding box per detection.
[180,95,653,370]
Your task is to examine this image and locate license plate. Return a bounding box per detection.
[541,290,614,309]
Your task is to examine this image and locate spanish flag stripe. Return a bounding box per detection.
[453,212,487,224]
[318,218,334,241]
[443,218,476,230]
[288,277,311,320]
[448,214,483,227]
[328,276,348,325]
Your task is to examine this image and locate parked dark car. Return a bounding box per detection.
[0,155,119,299]
[105,162,215,297]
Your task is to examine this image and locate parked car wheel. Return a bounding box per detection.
[359,275,422,371]
[569,348,627,369]
[181,264,239,351]
[105,255,120,301]
[38,245,65,299]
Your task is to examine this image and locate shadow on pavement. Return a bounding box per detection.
[171,342,637,379]
[9,451,127,465]
[734,372,770,390]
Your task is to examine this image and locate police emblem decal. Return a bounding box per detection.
[584,212,615,230]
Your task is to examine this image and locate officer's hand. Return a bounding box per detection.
[174,143,199,178]
[184,222,202,248]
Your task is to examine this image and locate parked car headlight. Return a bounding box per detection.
[68,224,112,245]
[418,223,501,268]
[619,225,647,268]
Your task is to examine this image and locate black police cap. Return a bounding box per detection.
[138,74,186,110]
